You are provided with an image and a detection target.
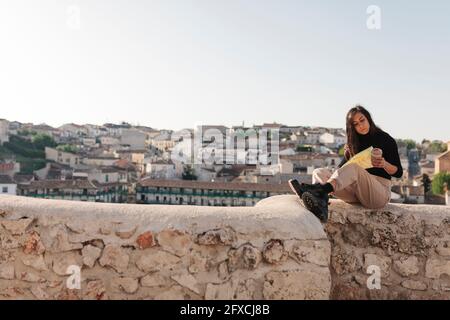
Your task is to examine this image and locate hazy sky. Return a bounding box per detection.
[0,0,449,142]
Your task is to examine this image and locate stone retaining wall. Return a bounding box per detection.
[326,199,450,299]
[0,195,330,300]
[1,194,449,300]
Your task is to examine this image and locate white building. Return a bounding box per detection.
[304,130,321,144]
[58,123,88,138]
[0,119,10,144]
[0,175,17,195]
[334,132,347,147]
[121,129,146,149]
[145,161,177,179]
[319,132,334,145]
[45,147,81,168]
[100,136,120,146]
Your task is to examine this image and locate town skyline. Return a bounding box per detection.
[0,115,447,144]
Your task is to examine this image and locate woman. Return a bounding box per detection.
[288,105,403,222]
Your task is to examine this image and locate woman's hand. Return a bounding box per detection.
[343,144,351,160]
[372,157,399,176]
[371,156,386,169]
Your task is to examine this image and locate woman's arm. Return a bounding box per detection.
[372,158,398,175]
[372,136,403,178]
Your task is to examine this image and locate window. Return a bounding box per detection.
[2,187,8,193]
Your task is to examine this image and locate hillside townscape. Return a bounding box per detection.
[0,118,449,206]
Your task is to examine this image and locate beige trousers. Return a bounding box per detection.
[312,163,392,209]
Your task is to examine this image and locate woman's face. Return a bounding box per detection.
[352,112,370,135]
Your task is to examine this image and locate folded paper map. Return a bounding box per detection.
[341,146,374,169]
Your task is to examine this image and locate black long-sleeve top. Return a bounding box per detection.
[338,130,403,180]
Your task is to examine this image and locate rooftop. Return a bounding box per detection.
[138,178,291,193]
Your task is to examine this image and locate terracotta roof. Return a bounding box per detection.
[281,153,340,161]
[217,165,255,177]
[0,175,15,184]
[19,179,97,190]
[13,174,34,184]
[138,178,291,193]
[437,150,450,160]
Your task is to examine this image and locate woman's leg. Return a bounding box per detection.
[327,163,391,209]
[312,168,332,184]
[313,167,359,203]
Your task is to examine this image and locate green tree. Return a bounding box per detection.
[296,144,313,152]
[422,174,431,195]
[32,133,57,150]
[431,172,450,195]
[56,144,78,154]
[182,165,197,180]
[427,141,447,153]
[338,145,345,157]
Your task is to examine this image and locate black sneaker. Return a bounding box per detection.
[288,179,304,197]
[288,180,325,198]
[301,190,329,223]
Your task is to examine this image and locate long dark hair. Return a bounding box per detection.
[346,105,381,157]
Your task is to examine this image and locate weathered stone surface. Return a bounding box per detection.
[115,225,137,239]
[234,279,257,300]
[436,242,450,256]
[22,231,45,255]
[364,254,392,278]
[1,218,34,235]
[0,232,20,250]
[3,193,450,301]
[263,268,331,300]
[425,259,450,279]
[218,261,229,280]
[55,289,80,300]
[52,252,83,276]
[393,256,420,277]
[16,270,45,283]
[82,245,102,268]
[370,227,399,255]
[331,247,362,275]
[171,272,201,295]
[99,224,112,235]
[21,254,48,271]
[136,231,155,249]
[112,277,139,294]
[65,222,85,234]
[205,281,233,300]
[197,227,236,246]
[157,229,192,257]
[141,273,169,287]
[42,225,83,252]
[188,251,208,274]
[154,285,186,300]
[31,285,51,300]
[0,287,26,299]
[401,280,427,291]
[83,280,108,300]
[263,239,288,264]
[99,245,129,273]
[228,244,262,271]
[136,249,180,273]
[289,240,330,267]
[0,263,15,280]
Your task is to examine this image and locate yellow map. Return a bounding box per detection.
[341,146,374,169]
